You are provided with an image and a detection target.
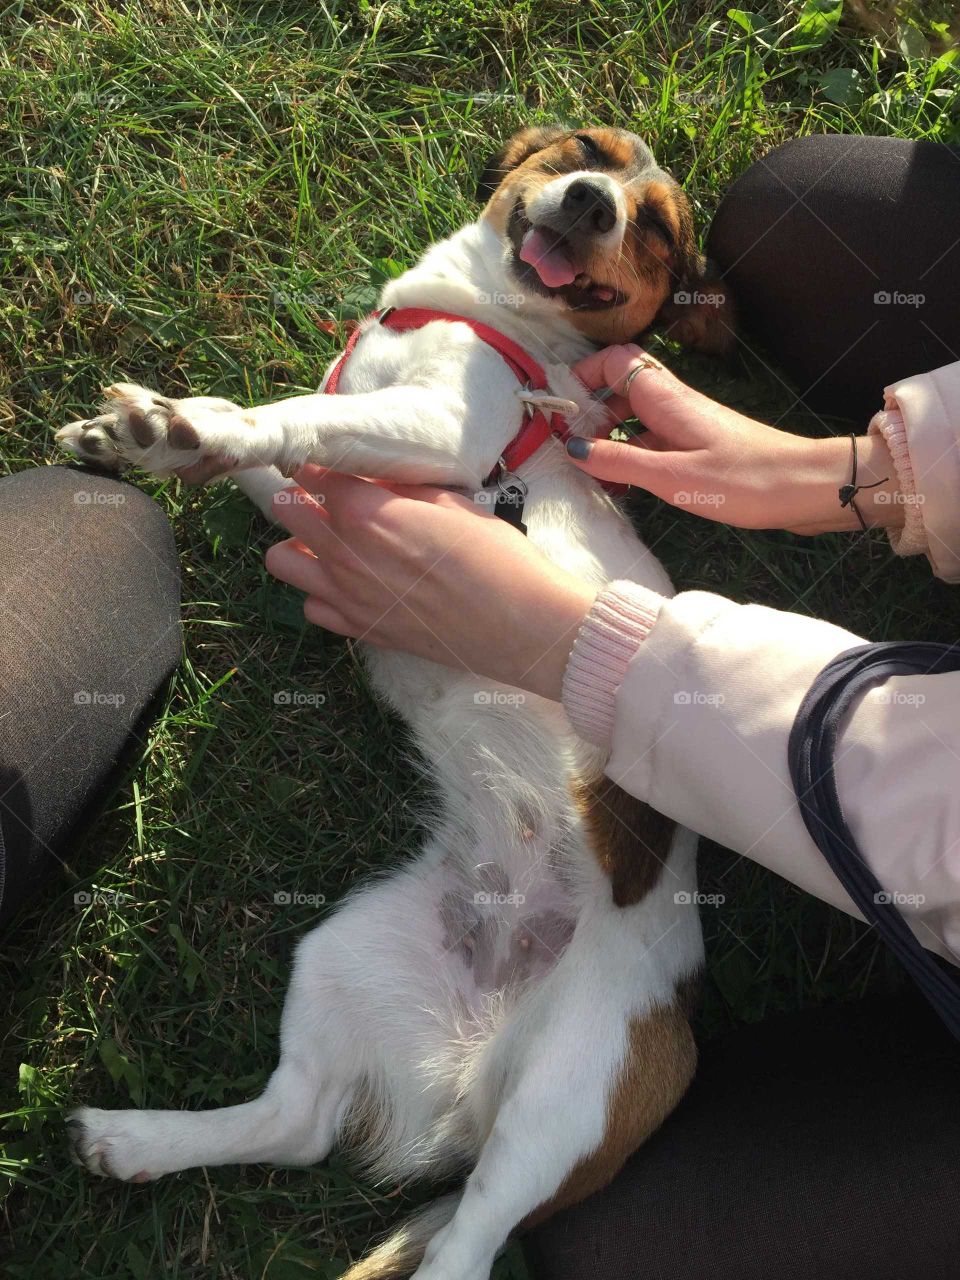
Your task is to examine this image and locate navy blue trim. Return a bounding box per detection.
[788,641,960,1039]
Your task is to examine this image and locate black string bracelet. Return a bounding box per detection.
[838,433,888,531]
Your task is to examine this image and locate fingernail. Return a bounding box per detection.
[566,437,592,461]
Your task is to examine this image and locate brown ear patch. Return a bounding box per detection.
[575,776,677,907]
[476,125,568,202]
[658,262,737,356]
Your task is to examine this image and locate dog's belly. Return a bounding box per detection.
[435,844,578,1013]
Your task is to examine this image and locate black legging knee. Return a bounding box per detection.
[707,135,960,421]
[0,465,181,930]
[525,994,960,1280]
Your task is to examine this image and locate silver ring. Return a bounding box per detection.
[621,355,663,395]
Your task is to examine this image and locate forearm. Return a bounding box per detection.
[780,433,904,535]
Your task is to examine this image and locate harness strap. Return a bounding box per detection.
[322,307,582,483]
[788,639,960,1039]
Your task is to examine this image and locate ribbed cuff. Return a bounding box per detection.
[868,407,928,558]
[562,580,665,747]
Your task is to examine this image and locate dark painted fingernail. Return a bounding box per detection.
[566,437,592,461]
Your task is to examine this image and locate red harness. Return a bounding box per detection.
[324,307,581,486]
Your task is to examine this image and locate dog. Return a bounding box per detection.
[59,125,732,1280]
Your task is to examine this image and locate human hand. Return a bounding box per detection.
[264,468,597,700]
[569,344,903,534]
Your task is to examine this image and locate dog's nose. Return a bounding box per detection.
[561,180,617,234]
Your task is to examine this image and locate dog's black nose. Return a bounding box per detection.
[561,180,617,234]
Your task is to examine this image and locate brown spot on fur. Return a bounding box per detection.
[523,996,698,1227]
[576,776,676,907]
[126,408,156,448]
[167,414,201,450]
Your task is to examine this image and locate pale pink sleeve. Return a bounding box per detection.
[869,359,960,581]
[562,581,663,746]
[562,585,960,964]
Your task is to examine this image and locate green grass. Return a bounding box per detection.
[1,0,958,1276]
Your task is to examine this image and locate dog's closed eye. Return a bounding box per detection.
[637,206,675,249]
[574,133,608,168]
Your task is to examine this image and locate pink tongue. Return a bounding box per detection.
[520,227,577,288]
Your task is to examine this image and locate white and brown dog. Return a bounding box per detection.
[59,126,732,1280]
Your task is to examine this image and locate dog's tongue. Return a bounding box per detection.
[520,227,577,288]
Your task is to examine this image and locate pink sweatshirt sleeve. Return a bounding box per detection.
[869,359,960,581]
[562,581,960,965]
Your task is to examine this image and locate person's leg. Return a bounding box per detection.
[523,992,960,1280]
[708,136,960,420]
[0,465,181,931]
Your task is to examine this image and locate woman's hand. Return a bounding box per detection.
[570,344,903,535]
[264,467,597,699]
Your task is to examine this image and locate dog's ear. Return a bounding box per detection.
[657,258,737,356]
[476,125,568,203]
[630,182,734,356]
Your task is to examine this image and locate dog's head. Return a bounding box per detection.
[478,125,733,353]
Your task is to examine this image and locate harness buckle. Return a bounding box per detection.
[493,475,528,535]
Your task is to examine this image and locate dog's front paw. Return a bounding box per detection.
[67,1107,160,1182]
[56,383,252,479]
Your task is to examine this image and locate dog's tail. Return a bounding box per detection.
[339,1192,461,1280]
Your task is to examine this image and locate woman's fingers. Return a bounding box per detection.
[565,435,677,496]
[572,347,639,425]
[289,466,479,523]
[174,454,239,485]
[303,595,355,636]
[270,484,333,551]
[264,537,331,598]
[291,463,330,495]
[573,343,647,393]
